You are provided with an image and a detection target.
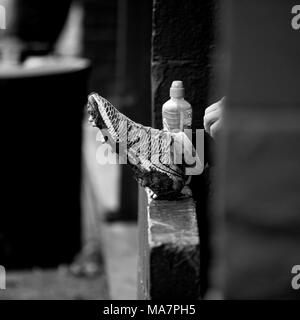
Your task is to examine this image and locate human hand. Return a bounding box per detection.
[203,97,225,139]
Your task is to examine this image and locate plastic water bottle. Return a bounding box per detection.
[162,80,192,132]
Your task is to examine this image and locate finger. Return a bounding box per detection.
[203,109,221,133]
[210,119,222,139]
[204,101,220,115]
[205,97,226,116]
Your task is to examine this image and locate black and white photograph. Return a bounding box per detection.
[0,0,299,309]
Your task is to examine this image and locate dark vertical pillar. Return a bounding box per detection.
[212,0,300,299]
[150,0,217,297]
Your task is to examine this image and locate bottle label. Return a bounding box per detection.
[183,110,192,128]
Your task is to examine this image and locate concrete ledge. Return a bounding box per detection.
[138,188,200,299]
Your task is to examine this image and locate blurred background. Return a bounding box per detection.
[1,0,299,301]
[0,0,152,299]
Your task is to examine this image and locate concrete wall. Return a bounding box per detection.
[151,0,216,129]
[138,189,200,299]
[140,0,217,298]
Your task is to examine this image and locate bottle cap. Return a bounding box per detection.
[170,80,185,98]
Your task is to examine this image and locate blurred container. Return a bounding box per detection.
[0,57,90,269]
